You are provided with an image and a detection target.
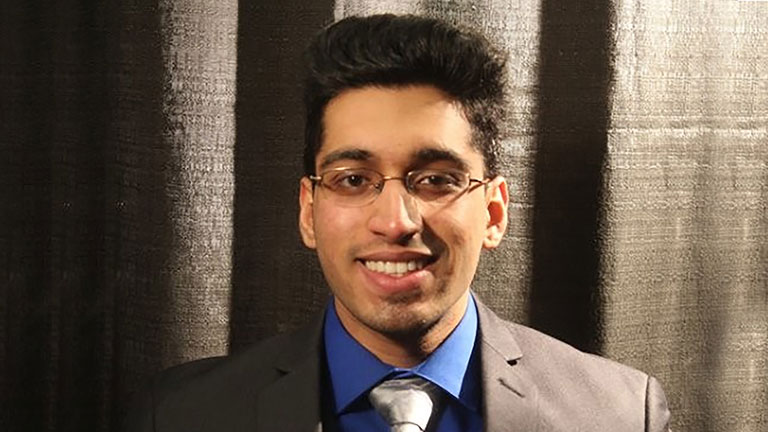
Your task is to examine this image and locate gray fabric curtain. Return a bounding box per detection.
[1,1,765,431]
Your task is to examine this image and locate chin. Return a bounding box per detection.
[363,302,441,337]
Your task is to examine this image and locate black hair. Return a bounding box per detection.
[303,14,508,177]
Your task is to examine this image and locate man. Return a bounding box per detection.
[124,14,671,432]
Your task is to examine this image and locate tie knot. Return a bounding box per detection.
[368,377,440,432]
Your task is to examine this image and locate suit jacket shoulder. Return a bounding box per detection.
[121,317,324,432]
[122,300,670,432]
[477,301,671,431]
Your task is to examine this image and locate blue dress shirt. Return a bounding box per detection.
[323,296,483,432]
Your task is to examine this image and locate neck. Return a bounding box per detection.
[335,293,469,368]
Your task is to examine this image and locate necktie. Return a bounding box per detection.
[368,377,440,432]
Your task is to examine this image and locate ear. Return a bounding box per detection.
[298,177,317,249]
[483,176,509,249]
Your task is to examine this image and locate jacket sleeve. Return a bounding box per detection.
[645,375,671,432]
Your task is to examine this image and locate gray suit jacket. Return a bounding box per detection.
[123,301,671,431]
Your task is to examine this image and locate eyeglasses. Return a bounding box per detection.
[308,167,488,207]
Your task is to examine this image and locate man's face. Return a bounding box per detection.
[299,85,508,344]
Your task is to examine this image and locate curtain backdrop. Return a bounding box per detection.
[1,1,765,431]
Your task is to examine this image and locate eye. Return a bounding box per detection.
[423,174,457,186]
[413,170,463,189]
[326,169,374,192]
[341,174,365,187]
[410,170,467,200]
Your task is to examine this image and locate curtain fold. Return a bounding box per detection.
[110,0,238,416]
[2,1,237,430]
[602,1,768,429]
[1,1,765,431]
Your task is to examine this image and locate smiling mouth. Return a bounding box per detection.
[361,258,434,277]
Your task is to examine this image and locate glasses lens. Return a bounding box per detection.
[321,168,380,205]
[315,168,473,207]
[408,169,469,202]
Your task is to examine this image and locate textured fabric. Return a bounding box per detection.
[1,1,238,431]
[0,1,765,432]
[601,3,768,431]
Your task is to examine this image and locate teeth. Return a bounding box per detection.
[396,262,407,274]
[385,261,396,274]
[364,259,425,276]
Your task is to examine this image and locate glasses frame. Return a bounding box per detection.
[308,167,490,207]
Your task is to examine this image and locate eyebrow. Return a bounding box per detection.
[317,146,472,172]
[318,149,373,170]
[411,148,471,172]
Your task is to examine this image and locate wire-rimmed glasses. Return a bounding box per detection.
[308,167,488,207]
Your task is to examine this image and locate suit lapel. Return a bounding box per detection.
[476,300,540,432]
[255,314,325,432]
[252,298,540,431]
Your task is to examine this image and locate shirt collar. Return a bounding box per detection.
[323,295,480,414]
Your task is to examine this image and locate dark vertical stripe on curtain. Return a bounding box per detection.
[529,0,614,354]
[1,2,116,431]
[2,3,56,431]
[230,1,333,350]
[108,1,170,427]
[53,4,113,430]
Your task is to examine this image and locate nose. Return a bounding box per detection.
[366,180,422,243]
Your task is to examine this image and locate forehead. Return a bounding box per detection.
[317,85,482,172]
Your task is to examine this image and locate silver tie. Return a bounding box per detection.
[368,377,440,432]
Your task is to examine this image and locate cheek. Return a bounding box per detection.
[437,204,488,247]
[312,202,359,249]
[440,208,488,266]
